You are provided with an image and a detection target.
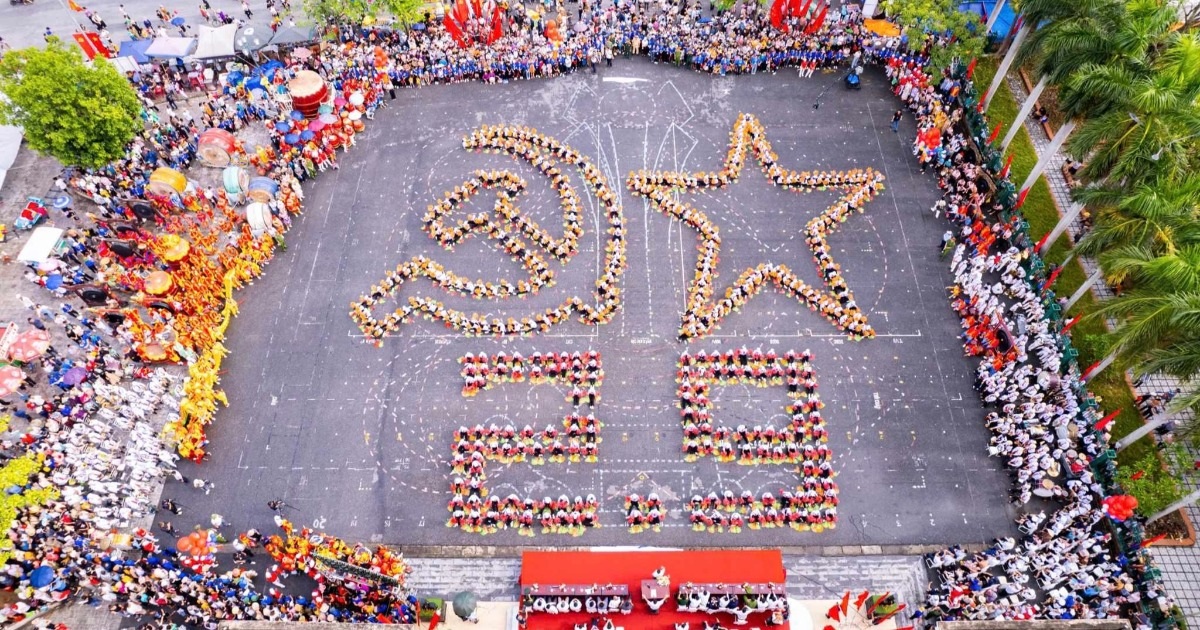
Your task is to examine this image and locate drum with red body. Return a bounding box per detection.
[288,70,329,119]
[197,128,238,167]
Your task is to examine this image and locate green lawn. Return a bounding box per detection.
[971,60,1160,479]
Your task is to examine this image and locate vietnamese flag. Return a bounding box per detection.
[488,5,503,43]
[804,1,828,34]
[1095,409,1120,432]
[442,12,467,47]
[769,0,786,29]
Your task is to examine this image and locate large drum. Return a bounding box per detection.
[246,176,280,203]
[198,128,238,167]
[147,167,187,197]
[288,70,329,119]
[223,166,249,197]
[245,202,276,238]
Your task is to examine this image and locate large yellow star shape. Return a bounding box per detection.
[626,113,884,341]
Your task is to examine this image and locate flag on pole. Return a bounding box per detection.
[769,0,786,29]
[804,1,828,34]
[68,0,85,11]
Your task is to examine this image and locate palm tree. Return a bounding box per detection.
[1073,175,1200,260]
[1066,32,1200,186]
[1010,0,1183,193]
[1084,246,1200,384]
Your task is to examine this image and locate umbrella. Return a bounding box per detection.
[309,119,325,131]
[274,121,291,132]
[61,366,88,386]
[9,329,51,363]
[290,110,304,120]
[170,16,186,26]
[37,259,61,272]
[45,274,64,290]
[334,96,346,107]
[235,24,270,53]
[0,366,24,397]
[412,22,426,30]
[300,130,314,141]
[29,566,54,589]
[318,104,334,115]
[574,20,588,32]
[452,591,478,621]
[319,113,338,124]
[291,47,312,59]
[284,133,300,144]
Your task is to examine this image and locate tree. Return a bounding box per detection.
[1074,175,1200,261]
[0,41,141,169]
[1067,32,1200,186]
[302,0,424,27]
[880,0,986,69]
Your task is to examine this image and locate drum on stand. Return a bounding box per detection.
[147,167,187,197]
[198,128,238,167]
[223,166,250,198]
[288,70,329,119]
[246,176,280,203]
[245,202,276,238]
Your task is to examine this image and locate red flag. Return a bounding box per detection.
[769,0,786,29]
[72,32,102,60]
[1095,409,1120,432]
[785,0,802,23]
[804,1,828,34]
[470,0,481,17]
[854,590,870,609]
[428,611,441,630]
[797,0,813,16]
[85,31,111,58]
[999,153,1013,178]
[826,605,841,621]
[840,591,851,615]
[1061,314,1080,332]
[1143,533,1169,547]
[488,5,503,43]
[443,12,468,47]
[1015,188,1029,208]
[966,58,978,79]
[987,123,1002,144]
[452,0,469,25]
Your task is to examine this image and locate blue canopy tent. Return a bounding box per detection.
[958,0,1017,38]
[117,39,152,64]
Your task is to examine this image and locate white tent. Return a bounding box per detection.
[17,227,65,264]
[109,56,142,74]
[144,36,198,59]
[193,24,238,59]
[0,125,22,193]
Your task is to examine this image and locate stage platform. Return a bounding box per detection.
[519,549,789,630]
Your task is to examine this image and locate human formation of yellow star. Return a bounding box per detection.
[626,113,884,341]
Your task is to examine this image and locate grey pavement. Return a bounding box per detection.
[157,61,1016,551]
[1005,73,1200,628]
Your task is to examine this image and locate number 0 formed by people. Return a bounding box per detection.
[447,350,603,536]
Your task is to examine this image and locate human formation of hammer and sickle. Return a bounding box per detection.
[350,114,883,342]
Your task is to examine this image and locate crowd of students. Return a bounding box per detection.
[886,46,1177,629]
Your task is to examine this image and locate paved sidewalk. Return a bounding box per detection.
[1005,73,1200,627]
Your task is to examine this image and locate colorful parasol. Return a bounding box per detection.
[291,47,312,59]
[0,365,25,397]
[8,329,51,363]
[145,271,174,295]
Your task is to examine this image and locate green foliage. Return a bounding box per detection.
[0,41,141,169]
[0,453,60,564]
[1117,452,1184,519]
[302,0,424,26]
[880,0,985,69]
[713,0,737,12]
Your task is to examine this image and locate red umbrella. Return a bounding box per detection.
[0,365,24,397]
[8,329,51,363]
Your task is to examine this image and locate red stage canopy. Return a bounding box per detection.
[520,549,790,630]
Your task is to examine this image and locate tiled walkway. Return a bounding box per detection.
[1005,74,1200,627]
